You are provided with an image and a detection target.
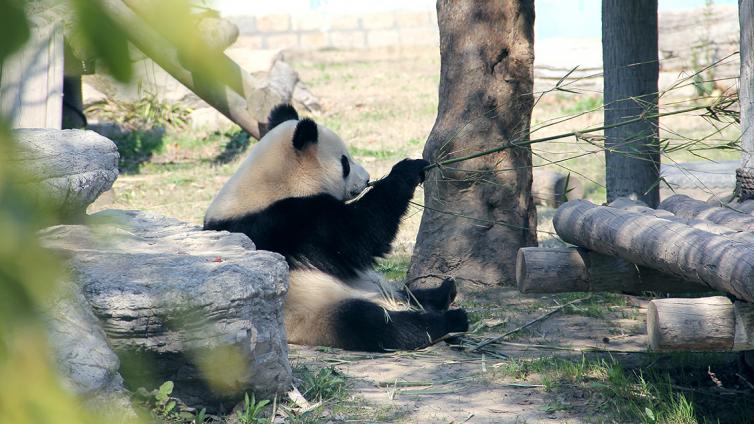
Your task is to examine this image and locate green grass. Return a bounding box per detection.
[375,255,411,281]
[489,354,752,424]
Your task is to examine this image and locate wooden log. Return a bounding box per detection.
[516,247,708,294]
[531,169,584,207]
[660,194,754,232]
[648,297,754,351]
[609,198,754,243]
[99,0,262,139]
[647,297,735,351]
[553,199,754,302]
[720,200,754,214]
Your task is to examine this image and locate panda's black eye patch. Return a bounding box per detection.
[341,155,351,178]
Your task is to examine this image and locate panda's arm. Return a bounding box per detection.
[341,159,428,258]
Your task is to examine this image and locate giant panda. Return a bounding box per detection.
[204,104,468,352]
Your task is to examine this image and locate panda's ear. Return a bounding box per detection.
[292,118,318,150]
[268,103,299,131]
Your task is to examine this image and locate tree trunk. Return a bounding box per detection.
[739,0,754,199]
[553,199,754,303]
[407,0,537,286]
[602,0,660,207]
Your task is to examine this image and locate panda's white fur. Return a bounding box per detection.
[204,104,468,351]
[205,120,370,221]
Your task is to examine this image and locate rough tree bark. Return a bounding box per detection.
[602,0,660,207]
[407,0,537,286]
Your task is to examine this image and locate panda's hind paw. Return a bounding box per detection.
[444,308,469,333]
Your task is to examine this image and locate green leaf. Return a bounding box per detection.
[645,407,655,421]
[158,380,174,397]
[70,0,132,82]
[164,400,176,414]
[0,0,30,61]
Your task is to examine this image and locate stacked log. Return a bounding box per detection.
[517,196,754,352]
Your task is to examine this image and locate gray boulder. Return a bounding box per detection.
[13,129,119,219]
[40,209,291,408]
[45,280,136,421]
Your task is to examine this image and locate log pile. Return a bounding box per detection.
[517,194,754,352]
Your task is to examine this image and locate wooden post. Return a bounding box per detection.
[407,0,537,286]
[738,0,754,199]
[516,247,707,294]
[553,200,754,302]
[647,297,754,351]
[602,0,660,207]
[660,194,754,232]
[0,14,63,129]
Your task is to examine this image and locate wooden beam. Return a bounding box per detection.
[553,199,754,302]
[516,247,707,294]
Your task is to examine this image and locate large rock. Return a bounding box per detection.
[40,210,291,408]
[45,280,136,421]
[13,129,119,219]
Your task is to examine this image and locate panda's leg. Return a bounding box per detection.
[404,277,458,312]
[328,298,468,351]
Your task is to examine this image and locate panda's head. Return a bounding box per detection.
[205,104,370,221]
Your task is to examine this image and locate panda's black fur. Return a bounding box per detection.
[204,104,468,352]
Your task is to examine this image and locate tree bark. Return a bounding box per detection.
[740,0,754,171]
[602,0,660,207]
[516,247,707,294]
[407,0,537,286]
[553,199,754,302]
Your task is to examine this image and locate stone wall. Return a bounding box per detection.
[229,10,439,50]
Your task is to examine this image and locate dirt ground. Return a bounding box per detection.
[89,47,751,423]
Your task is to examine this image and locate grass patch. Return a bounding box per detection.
[491,355,752,423]
[350,145,403,160]
[555,292,630,319]
[375,255,411,281]
[561,95,603,115]
[294,365,348,403]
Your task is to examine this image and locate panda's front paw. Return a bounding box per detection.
[389,158,430,186]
